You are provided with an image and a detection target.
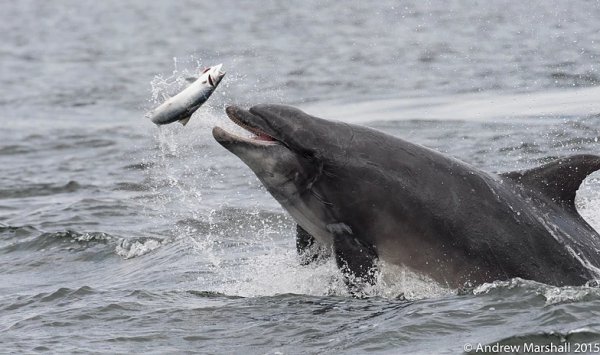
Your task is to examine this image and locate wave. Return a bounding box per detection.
[1,229,113,254]
[1,286,97,315]
[0,227,166,260]
[473,278,600,306]
[0,223,38,236]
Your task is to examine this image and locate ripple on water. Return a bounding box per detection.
[0,181,82,199]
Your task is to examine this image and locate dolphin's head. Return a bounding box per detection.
[212,104,358,239]
[213,105,336,202]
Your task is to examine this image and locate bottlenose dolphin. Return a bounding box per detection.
[213,104,600,288]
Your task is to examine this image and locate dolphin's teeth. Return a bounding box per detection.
[254,133,275,141]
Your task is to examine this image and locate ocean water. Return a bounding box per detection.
[3,1,600,353]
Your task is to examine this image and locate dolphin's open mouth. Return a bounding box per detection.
[213,106,279,146]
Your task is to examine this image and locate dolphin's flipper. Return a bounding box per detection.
[501,154,600,208]
[333,233,378,289]
[296,225,330,265]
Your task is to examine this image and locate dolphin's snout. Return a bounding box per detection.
[212,126,229,143]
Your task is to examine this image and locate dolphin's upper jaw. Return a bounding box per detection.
[213,106,280,147]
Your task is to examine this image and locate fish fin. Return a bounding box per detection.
[332,229,378,295]
[501,154,600,208]
[296,224,330,265]
[178,116,192,126]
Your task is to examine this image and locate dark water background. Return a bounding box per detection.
[3,1,600,353]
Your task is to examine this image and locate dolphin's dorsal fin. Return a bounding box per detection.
[501,154,600,207]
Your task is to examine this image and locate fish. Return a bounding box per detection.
[146,63,225,126]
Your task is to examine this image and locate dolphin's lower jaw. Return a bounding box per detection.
[212,126,279,148]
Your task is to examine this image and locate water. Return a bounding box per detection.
[3,0,600,353]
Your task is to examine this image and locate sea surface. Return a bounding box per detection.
[3,1,600,354]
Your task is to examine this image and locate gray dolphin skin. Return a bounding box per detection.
[213,104,600,289]
[147,64,225,126]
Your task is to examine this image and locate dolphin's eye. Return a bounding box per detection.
[202,67,210,74]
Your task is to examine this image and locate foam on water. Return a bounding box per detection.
[115,238,164,259]
[473,277,600,307]
[543,285,600,306]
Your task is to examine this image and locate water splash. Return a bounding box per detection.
[148,56,201,106]
[213,246,348,298]
[372,262,453,299]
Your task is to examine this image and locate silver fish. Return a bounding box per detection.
[147,64,225,126]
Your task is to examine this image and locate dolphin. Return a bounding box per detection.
[212,104,600,288]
